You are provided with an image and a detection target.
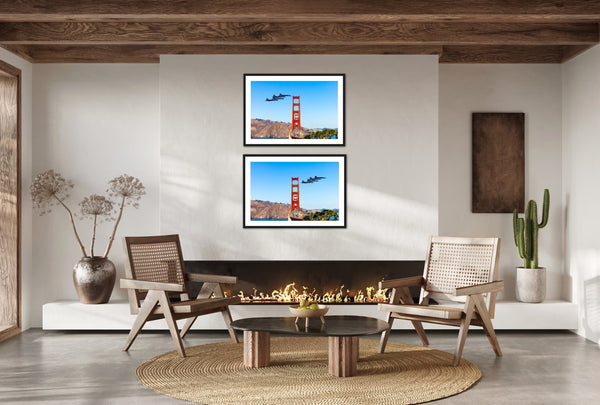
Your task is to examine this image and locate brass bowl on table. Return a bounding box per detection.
[289,304,329,328]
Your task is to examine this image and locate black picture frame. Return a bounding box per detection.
[243,154,347,228]
[244,74,345,146]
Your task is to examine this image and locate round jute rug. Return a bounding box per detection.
[136,337,481,405]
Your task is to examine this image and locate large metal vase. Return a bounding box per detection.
[73,257,116,304]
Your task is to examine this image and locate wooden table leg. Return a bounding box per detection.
[328,336,359,377]
[243,331,270,368]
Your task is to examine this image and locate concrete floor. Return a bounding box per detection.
[0,329,599,404]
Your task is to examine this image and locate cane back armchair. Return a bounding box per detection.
[120,234,241,357]
[378,236,503,366]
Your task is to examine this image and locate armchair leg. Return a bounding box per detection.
[412,321,429,346]
[397,287,429,347]
[453,296,475,367]
[221,307,239,343]
[378,315,394,354]
[157,291,186,357]
[379,319,429,353]
[180,317,197,339]
[123,290,160,352]
[380,286,403,354]
[473,295,502,357]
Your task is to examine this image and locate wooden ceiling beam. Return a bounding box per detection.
[0,22,597,46]
[0,45,34,62]
[0,44,444,63]
[560,44,597,62]
[5,43,588,64]
[1,0,600,23]
[440,45,565,63]
[0,2,598,63]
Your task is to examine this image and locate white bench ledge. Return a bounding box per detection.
[42,299,578,331]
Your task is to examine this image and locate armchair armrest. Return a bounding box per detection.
[120,278,184,292]
[185,273,238,284]
[379,276,424,289]
[453,280,504,296]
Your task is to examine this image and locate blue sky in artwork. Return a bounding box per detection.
[250,80,338,129]
[250,161,340,210]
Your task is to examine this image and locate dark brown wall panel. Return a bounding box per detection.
[472,112,524,213]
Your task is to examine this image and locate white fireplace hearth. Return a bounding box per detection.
[42,300,577,331]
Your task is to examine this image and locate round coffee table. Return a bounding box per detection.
[231,315,388,377]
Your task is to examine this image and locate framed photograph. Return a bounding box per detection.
[243,155,346,228]
[244,74,345,146]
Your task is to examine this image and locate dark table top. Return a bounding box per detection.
[230,315,388,337]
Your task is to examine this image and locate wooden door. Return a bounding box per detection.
[0,59,20,343]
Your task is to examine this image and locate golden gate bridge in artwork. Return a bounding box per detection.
[288,96,304,139]
[288,177,303,221]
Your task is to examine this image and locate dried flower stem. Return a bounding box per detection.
[79,193,113,257]
[103,195,125,258]
[91,215,97,257]
[54,195,88,257]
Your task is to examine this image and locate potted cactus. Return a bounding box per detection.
[512,189,549,303]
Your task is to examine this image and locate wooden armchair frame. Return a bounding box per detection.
[378,236,503,366]
[120,235,241,357]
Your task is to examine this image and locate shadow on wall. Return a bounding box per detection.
[160,154,437,260]
[563,193,570,301]
[584,275,600,343]
[571,248,600,344]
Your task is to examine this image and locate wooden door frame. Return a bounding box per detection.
[0,58,21,343]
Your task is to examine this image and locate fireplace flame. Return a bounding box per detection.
[235,281,389,303]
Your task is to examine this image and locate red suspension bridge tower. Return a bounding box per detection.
[289,96,304,139]
[288,177,302,220]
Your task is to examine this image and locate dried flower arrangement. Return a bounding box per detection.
[30,170,146,258]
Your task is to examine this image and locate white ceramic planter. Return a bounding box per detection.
[515,267,546,303]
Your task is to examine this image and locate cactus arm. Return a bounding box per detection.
[524,200,533,267]
[513,209,520,246]
[532,226,539,268]
[538,188,550,228]
[515,216,526,259]
[529,200,539,269]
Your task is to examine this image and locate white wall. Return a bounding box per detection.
[160,55,439,260]
[20,56,581,331]
[562,45,600,344]
[0,49,32,329]
[30,65,160,326]
[439,64,563,300]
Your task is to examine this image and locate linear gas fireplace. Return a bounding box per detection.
[185,261,424,304]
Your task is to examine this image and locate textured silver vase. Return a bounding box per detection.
[73,257,116,304]
[515,267,546,303]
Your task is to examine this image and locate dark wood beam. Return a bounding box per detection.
[440,45,565,63]
[1,0,600,23]
[0,45,34,62]
[561,44,596,62]
[0,22,597,46]
[8,43,589,64]
[0,1,597,64]
[1,44,443,63]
